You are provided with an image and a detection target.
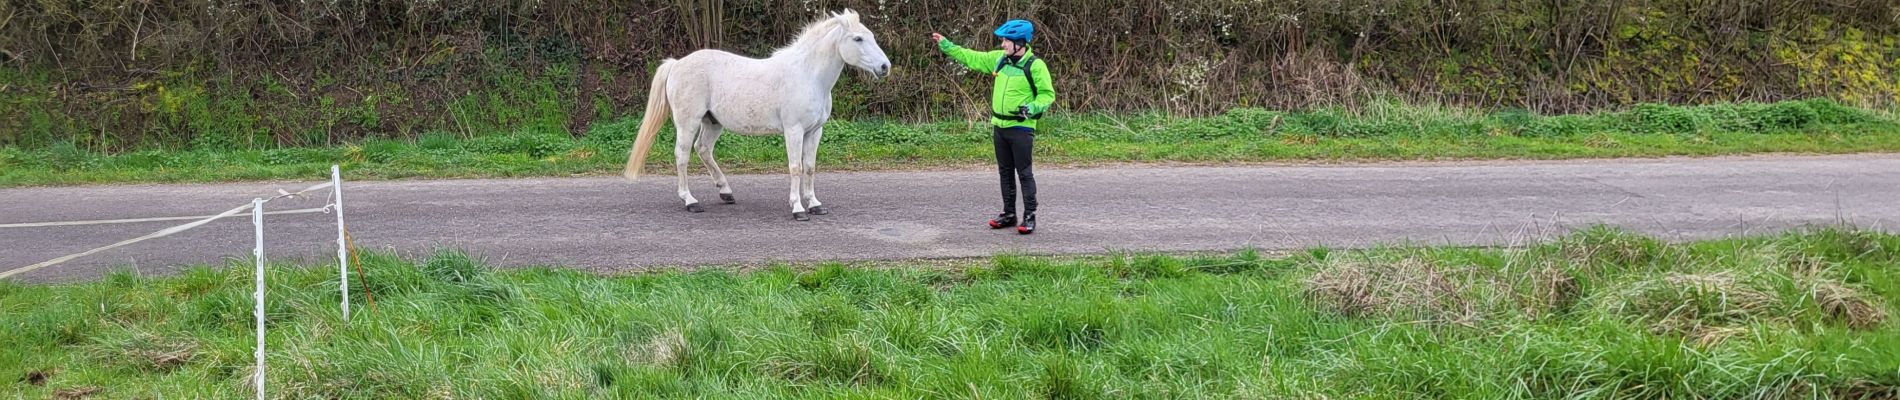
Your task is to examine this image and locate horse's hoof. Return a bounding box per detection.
[793,212,810,221]
[685,203,705,213]
[720,193,736,204]
[809,205,829,215]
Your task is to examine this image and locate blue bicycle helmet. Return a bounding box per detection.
[993,19,1035,43]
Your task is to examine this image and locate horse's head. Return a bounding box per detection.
[828,10,891,79]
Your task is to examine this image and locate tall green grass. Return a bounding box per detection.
[3,227,1896,398]
[2,98,1899,187]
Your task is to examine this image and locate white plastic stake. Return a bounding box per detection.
[252,198,266,400]
[333,165,349,321]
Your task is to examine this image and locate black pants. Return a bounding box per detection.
[993,127,1036,214]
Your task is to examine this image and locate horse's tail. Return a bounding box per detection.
[624,60,675,181]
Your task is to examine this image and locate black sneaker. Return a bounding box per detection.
[988,213,1017,229]
[1016,214,1036,235]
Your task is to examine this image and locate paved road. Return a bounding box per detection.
[3,155,1896,282]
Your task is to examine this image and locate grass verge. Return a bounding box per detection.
[3,98,1898,187]
[3,226,1897,398]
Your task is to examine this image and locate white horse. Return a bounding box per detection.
[623,9,891,221]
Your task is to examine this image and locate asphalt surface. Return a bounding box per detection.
[3,155,1896,282]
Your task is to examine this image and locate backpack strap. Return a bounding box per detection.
[1023,55,1041,100]
[994,54,1042,99]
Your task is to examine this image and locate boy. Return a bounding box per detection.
[931,19,1056,234]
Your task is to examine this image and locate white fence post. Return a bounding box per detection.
[252,198,267,400]
[333,165,349,321]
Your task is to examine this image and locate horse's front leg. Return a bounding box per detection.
[783,127,810,221]
[801,126,827,215]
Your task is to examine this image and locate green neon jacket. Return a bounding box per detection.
[937,38,1057,130]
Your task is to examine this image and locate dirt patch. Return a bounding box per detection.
[21,368,54,386]
[1522,264,1581,318]
[1833,380,1900,400]
[1627,272,1779,338]
[53,386,102,399]
[1811,279,1889,330]
[88,331,198,372]
[625,328,689,370]
[1305,254,1589,324]
[1304,257,1477,324]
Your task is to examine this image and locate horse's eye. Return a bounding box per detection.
[854,37,864,42]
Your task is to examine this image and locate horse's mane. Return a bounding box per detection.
[771,10,859,58]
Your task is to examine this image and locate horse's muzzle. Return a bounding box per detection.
[875,64,891,78]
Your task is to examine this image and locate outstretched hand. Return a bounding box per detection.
[930,32,945,42]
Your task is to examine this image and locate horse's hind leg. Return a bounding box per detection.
[696,120,734,204]
[673,118,704,212]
